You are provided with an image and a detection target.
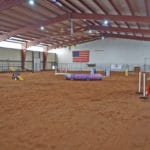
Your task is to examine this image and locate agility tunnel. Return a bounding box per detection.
[65,73,102,80]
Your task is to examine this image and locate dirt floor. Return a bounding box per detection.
[0,71,150,150]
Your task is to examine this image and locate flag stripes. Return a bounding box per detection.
[72,50,89,62]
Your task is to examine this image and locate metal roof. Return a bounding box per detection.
[1,0,150,50]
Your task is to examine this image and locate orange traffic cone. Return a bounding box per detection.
[147,85,150,96]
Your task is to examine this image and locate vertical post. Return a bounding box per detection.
[32,51,34,72]
[143,73,146,97]
[21,43,27,71]
[43,47,48,71]
[138,72,142,93]
[125,69,128,76]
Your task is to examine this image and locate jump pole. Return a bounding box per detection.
[143,73,146,97]
[139,71,142,93]
[140,73,149,99]
[54,67,67,76]
[136,71,142,94]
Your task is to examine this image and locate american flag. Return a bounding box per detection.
[72,50,89,62]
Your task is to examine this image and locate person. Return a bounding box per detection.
[12,71,20,80]
[93,68,96,74]
[91,68,96,74]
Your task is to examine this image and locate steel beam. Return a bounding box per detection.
[0,0,26,10]
[0,14,69,42]
[71,13,150,23]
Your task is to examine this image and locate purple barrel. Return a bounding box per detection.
[65,73,102,80]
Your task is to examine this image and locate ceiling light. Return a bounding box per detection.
[88,30,93,34]
[29,0,35,5]
[100,32,105,40]
[102,19,109,26]
[101,36,105,40]
[40,26,45,31]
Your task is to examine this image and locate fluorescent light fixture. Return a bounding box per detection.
[51,0,63,7]
[56,1,63,6]
[40,26,45,31]
[29,0,35,5]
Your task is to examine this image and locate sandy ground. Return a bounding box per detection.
[0,71,150,150]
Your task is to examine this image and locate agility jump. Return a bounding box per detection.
[54,67,67,76]
[137,72,150,99]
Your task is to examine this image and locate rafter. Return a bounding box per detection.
[0,0,26,10]
[71,13,150,23]
[25,33,71,48]
[90,26,150,35]
[79,0,102,26]
[48,32,150,50]
[1,13,150,43]
[27,25,150,48]
[48,35,100,50]
[125,0,141,38]
[106,33,150,41]
[144,0,150,16]
[93,0,121,32]
[0,14,69,42]
[108,0,130,28]
[28,25,150,47]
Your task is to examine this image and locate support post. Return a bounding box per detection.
[21,43,27,71]
[32,51,34,72]
[43,47,48,70]
[143,73,146,97]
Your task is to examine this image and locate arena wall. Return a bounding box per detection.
[0,47,57,72]
[50,38,150,71]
